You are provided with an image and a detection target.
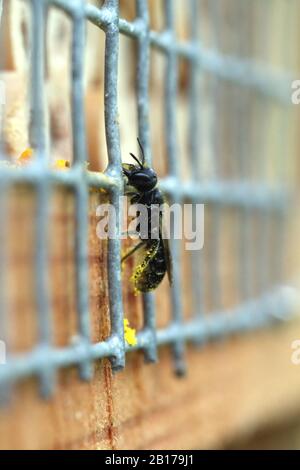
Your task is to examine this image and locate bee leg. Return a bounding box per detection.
[121,240,146,263]
[124,191,140,200]
[126,192,143,204]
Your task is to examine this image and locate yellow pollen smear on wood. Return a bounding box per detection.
[17,149,72,170]
[53,159,70,169]
[123,319,137,346]
[17,147,33,164]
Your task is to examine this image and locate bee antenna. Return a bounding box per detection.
[129,153,143,169]
[137,137,146,165]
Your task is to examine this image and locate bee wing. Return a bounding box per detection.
[122,161,150,176]
[122,163,136,173]
[160,212,173,286]
[162,236,173,286]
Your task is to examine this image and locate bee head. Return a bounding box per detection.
[123,165,157,191]
[122,138,157,191]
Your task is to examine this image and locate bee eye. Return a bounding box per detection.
[134,173,152,183]
[130,169,157,190]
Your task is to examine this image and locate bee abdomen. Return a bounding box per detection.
[131,241,167,293]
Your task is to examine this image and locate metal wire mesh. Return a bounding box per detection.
[0,0,297,398]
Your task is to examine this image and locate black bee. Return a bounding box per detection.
[122,139,172,293]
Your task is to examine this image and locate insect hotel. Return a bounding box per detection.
[0,0,300,450]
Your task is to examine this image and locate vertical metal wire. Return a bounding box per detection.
[136,0,150,153]
[236,1,253,302]
[164,0,179,178]
[30,0,54,397]
[209,0,222,312]
[188,0,205,333]
[136,0,157,363]
[256,0,272,297]
[188,0,201,180]
[71,0,92,380]
[164,0,185,375]
[30,0,48,156]
[273,1,292,290]
[103,0,125,371]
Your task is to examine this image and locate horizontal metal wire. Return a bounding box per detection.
[0,166,289,210]
[51,0,293,104]
[0,287,297,386]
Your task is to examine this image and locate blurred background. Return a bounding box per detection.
[0,0,300,450]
